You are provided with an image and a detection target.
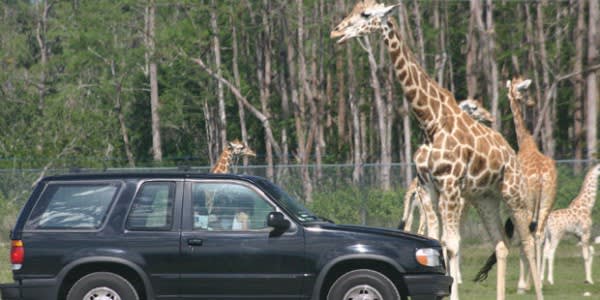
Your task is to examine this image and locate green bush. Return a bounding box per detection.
[309,186,406,228]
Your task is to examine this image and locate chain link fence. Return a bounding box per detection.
[0,160,598,243]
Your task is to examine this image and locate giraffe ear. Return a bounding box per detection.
[506,80,511,89]
[364,3,400,18]
[516,79,532,91]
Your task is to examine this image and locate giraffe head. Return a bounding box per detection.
[506,77,535,107]
[458,99,495,125]
[227,139,256,158]
[330,0,399,43]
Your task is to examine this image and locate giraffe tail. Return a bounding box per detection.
[398,220,406,230]
[473,218,515,282]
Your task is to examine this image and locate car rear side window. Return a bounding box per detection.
[26,182,121,230]
[126,182,175,231]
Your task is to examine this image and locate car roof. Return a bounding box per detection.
[41,171,264,183]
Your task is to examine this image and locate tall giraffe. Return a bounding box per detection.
[505,77,558,293]
[210,139,256,174]
[400,99,495,284]
[331,2,542,300]
[541,164,600,285]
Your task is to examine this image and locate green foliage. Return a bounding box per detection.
[309,186,405,228]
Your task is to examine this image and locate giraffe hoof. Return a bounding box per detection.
[517,288,527,294]
[584,280,593,284]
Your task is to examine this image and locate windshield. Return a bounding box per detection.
[253,178,319,222]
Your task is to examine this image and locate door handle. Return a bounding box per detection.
[187,238,203,246]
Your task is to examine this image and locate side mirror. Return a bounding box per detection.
[267,212,290,231]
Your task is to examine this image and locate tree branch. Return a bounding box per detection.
[191,57,283,157]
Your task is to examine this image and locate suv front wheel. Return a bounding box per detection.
[66,272,139,300]
[327,269,400,300]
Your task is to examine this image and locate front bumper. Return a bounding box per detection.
[403,273,453,300]
[0,278,58,300]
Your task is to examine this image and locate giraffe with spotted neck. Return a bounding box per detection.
[331,2,542,299]
[541,164,600,285]
[505,77,558,293]
[400,99,495,284]
[210,139,256,174]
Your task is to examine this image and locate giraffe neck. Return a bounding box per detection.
[508,95,537,150]
[210,149,232,174]
[382,19,452,138]
[569,164,600,212]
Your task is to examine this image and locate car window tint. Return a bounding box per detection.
[126,182,175,231]
[26,182,120,230]
[191,182,274,231]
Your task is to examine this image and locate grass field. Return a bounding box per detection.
[0,239,598,299]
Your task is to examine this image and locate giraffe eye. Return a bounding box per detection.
[361,12,371,18]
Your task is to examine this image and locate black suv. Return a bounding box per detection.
[1,172,451,300]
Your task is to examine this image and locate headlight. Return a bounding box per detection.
[415,248,441,267]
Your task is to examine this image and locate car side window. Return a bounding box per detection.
[26,182,121,230]
[191,182,274,231]
[126,182,175,231]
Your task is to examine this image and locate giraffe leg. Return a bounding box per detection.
[517,246,531,294]
[540,233,549,283]
[420,189,439,240]
[416,203,427,235]
[472,195,508,300]
[512,209,543,300]
[581,231,593,284]
[429,179,462,300]
[438,193,462,300]
[546,236,558,285]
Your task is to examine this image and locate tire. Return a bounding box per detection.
[66,272,139,300]
[326,269,400,300]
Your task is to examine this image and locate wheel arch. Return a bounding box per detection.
[56,256,153,300]
[311,254,407,300]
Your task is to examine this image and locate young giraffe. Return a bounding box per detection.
[541,164,600,285]
[331,2,542,300]
[400,99,495,284]
[210,139,256,174]
[401,98,495,236]
[505,77,558,293]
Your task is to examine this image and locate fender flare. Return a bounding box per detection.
[310,253,406,300]
[56,256,154,299]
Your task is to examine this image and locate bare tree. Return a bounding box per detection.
[230,10,250,167]
[145,0,162,162]
[573,0,585,171]
[586,0,599,160]
[34,0,53,113]
[210,0,227,154]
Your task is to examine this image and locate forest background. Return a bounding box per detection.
[0,0,599,234]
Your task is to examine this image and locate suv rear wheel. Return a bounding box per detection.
[327,269,400,300]
[66,272,139,300]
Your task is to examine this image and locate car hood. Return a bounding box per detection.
[306,223,439,245]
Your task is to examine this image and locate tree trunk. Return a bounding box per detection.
[230,11,250,167]
[257,0,274,179]
[361,36,391,190]
[573,0,585,171]
[296,0,314,203]
[146,0,162,162]
[536,0,554,157]
[210,0,227,154]
[466,0,481,99]
[586,0,599,160]
[484,0,500,131]
[35,0,52,113]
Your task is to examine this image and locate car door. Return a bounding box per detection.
[120,180,183,298]
[179,179,307,299]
